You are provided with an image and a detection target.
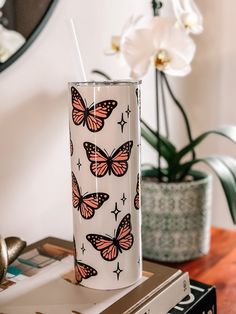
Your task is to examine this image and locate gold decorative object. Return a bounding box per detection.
[0,237,8,284]
[0,236,26,283]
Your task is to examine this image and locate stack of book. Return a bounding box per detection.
[0,237,216,314]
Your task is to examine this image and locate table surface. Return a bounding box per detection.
[170,227,236,314]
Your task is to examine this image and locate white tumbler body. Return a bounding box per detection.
[69,81,141,290]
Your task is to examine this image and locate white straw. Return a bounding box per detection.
[69,18,87,81]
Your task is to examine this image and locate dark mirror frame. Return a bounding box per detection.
[0,0,58,73]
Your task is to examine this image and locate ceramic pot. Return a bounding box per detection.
[141,171,212,262]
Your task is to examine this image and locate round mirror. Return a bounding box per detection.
[0,0,58,72]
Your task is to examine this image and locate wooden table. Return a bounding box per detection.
[171,227,236,314]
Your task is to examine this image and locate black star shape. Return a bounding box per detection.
[111,202,121,221]
[125,105,131,118]
[77,158,82,171]
[113,262,123,281]
[120,193,127,206]
[117,113,127,133]
[135,88,139,104]
[80,243,86,255]
[137,257,141,264]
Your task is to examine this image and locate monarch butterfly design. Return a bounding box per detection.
[71,86,117,132]
[86,213,134,261]
[73,236,97,283]
[135,88,139,104]
[74,260,98,283]
[70,138,73,156]
[134,174,140,210]
[136,88,141,111]
[83,141,133,177]
[72,172,109,219]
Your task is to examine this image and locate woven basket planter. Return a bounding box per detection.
[141,171,212,262]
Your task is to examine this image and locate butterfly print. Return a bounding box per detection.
[86,213,134,261]
[73,237,96,283]
[70,138,73,156]
[75,260,98,283]
[71,86,117,132]
[134,174,140,210]
[136,88,141,105]
[72,172,109,219]
[83,141,133,177]
[73,236,77,256]
[135,88,139,104]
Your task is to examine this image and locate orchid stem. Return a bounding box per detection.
[152,0,163,181]
[155,70,162,181]
[160,73,169,139]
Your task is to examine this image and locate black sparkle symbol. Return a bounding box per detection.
[111,202,121,221]
[125,105,131,118]
[137,257,141,264]
[113,262,123,280]
[117,113,127,133]
[81,243,86,255]
[77,158,82,171]
[121,193,127,206]
[135,88,141,106]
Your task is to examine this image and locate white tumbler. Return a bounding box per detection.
[69,81,141,290]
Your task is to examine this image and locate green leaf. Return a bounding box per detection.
[141,167,164,178]
[217,125,236,141]
[203,156,236,224]
[141,119,176,152]
[214,155,236,183]
[177,126,236,161]
[141,120,176,163]
[177,156,236,224]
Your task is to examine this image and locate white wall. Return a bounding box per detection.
[0,0,154,244]
[175,0,236,229]
[0,0,235,244]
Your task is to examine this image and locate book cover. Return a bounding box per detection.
[0,237,190,314]
[168,279,217,314]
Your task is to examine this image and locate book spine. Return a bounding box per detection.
[133,272,190,314]
[181,286,216,314]
[168,282,217,314]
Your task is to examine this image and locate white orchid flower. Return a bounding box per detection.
[172,0,203,34]
[105,15,143,55]
[0,25,25,63]
[104,15,144,64]
[121,16,196,78]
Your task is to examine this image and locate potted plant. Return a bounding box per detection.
[97,0,236,262]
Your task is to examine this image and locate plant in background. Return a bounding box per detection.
[96,0,236,224]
